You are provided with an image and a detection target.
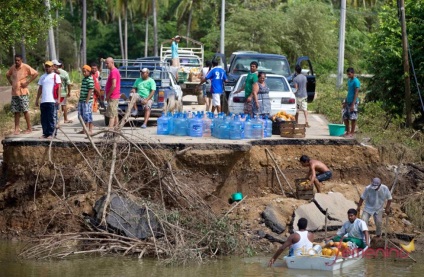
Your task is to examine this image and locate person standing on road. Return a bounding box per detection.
[91,62,101,113]
[104,57,121,135]
[129,68,156,128]
[78,65,95,135]
[52,59,72,124]
[357,177,392,238]
[343,67,360,138]
[6,54,39,135]
[171,35,181,67]
[299,155,332,193]
[199,60,227,113]
[268,218,314,266]
[253,72,271,116]
[35,61,61,139]
[293,65,309,127]
[201,60,212,112]
[234,61,259,117]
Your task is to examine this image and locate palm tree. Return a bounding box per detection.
[132,0,152,57]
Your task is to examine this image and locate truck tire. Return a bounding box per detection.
[197,94,206,105]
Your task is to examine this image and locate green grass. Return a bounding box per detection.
[310,75,424,162]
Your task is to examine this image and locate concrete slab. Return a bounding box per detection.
[313,192,357,222]
[293,202,341,231]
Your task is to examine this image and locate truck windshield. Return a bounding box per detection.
[231,57,290,77]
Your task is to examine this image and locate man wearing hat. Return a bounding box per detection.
[35,61,62,139]
[357,177,392,238]
[171,35,181,67]
[52,59,72,123]
[129,68,156,128]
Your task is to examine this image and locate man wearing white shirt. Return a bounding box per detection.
[35,61,61,139]
[357,177,392,238]
[333,209,370,249]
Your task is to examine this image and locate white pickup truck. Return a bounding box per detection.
[160,36,205,104]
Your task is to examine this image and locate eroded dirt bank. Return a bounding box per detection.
[0,141,423,253]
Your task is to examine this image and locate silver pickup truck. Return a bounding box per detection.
[99,59,183,125]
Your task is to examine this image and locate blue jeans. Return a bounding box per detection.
[40,102,57,137]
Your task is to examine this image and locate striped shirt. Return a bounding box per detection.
[80,76,94,102]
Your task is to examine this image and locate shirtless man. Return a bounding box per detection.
[299,155,332,193]
[268,218,314,266]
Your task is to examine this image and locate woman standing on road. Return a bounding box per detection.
[253,72,271,116]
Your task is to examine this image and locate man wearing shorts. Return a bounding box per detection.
[6,54,39,135]
[104,57,121,134]
[234,61,259,117]
[130,68,156,128]
[293,65,309,127]
[343,67,360,138]
[200,60,227,113]
[299,155,332,193]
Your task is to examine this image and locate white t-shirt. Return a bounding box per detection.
[38,72,61,103]
[337,218,368,244]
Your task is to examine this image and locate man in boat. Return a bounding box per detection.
[357,177,392,238]
[333,208,370,249]
[268,218,314,267]
[299,155,332,193]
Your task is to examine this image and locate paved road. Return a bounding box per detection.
[4,95,352,143]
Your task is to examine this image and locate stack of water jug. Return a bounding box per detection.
[156,111,273,139]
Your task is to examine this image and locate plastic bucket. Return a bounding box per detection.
[328,124,345,136]
[231,192,243,202]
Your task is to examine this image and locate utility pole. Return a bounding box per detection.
[82,0,87,66]
[399,0,412,127]
[45,0,57,60]
[220,0,225,54]
[336,0,346,89]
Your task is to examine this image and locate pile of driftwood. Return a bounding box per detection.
[19,108,241,264]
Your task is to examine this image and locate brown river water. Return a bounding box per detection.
[0,240,422,277]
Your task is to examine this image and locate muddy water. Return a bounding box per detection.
[1,240,422,277]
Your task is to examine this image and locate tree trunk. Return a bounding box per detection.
[186,8,192,46]
[124,8,128,60]
[82,0,87,65]
[45,0,57,60]
[69,0,74,16]
[152,0,158,56]
[118,15,125,59]
[56,9,60,59]
[145,16,149,57]
[21,40,26,63]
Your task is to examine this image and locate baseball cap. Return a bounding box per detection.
[52,59,62,66]
[44,61,53,66]
[175,35,181,39]
[371,177,381,189]
[140,68,149,73]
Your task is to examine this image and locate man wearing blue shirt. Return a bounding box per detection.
[200,60,227,113]
[171,35,181,67]
[343,68,360,138]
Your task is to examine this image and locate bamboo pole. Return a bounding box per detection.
[265,148,295,194]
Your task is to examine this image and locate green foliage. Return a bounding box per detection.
[367,0,424,121]
[0,0,61,49]
[312,76,424,161]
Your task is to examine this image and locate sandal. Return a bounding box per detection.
[77,130,85,134]
[64,120,73,124]
[305,122,311,128]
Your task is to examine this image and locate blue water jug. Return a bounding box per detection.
[262,115,273,138]
[229,115,243,140]
[212,113,223,138]
[202,113,212,137]
[244,115,253,139]
[157,112,170,135]
[189,114,203,137]
[218,115,230,139]
[251,115,264,139]
[174,114,188,136]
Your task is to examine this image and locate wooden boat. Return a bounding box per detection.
[284,247,368,271]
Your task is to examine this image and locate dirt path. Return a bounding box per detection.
[0,86,11,107]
